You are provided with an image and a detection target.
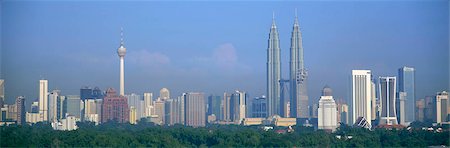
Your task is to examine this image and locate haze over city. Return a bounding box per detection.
[1,0,448,108]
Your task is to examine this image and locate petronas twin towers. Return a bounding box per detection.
[267,11,309,118]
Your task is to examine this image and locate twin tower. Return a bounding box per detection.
[267,11,309,118]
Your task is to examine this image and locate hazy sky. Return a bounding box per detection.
[1,0,449,106]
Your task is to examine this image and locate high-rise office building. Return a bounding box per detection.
[371,80,377,121]
[57,96,66,120]
[48,90,60,122]
[101,88,129,123]
[290,11,309,119]
[416,98,425,122]
[267,13,281,117]
[117,28,127,96]
[379,77,398,125]
[184,92,206,127]
[160,88,170,101]
[80,86,93,101]
[129,106,137,124]
[397,92,407,125]
[84,99,100,124]
[398,67,415,125]
[0,79,4,104]
[318,96,337,132]
[222,93,232,121]
[424,96,434,122]
[92,87,103,99]
[207,95,222,120]
[143,92,153,117]
[434,91,449,123]
[230,90,246,123]
[39,79,48,122]
[154,100,165,125]
[66,95,82,119]
[318,86,337,131]
[251,96,268,118]
[340,104,349,124]
[177,95,185,124]
[351,70,372,125]
[126,93,143,120]
[15,96,25,125]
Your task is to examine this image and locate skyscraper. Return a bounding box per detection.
[379,77,398,125]
[48,90,60,122]
[398,66,415,125]
[117,28,127,96]
[101,88,129,123]
[80,86,93,101]
[230,90,246,123]
[0,79,4,103]
[184,92,206,127]
[318,96,337,132]
[290,10,309,119]
[351,70,372,125]
[15,96,25,125]
[267,13,281,116]
[160,88,170,100]
[39,79,48,122]
[398,92,407,125]
[66,95,81,119]
[207,95,222,119]
[435,91,449,123]
[251,96,268,118]
[222,93,232,121]
[143,92,153,117]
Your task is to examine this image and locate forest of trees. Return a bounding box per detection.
[1,121,449,147]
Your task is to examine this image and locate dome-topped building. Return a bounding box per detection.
[322,85,332,96]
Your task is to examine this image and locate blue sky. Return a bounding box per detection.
[1,0,449,106]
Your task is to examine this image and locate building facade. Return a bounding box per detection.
[318,96,338,132]
[290,12,309,119]
[379,77,398,125]
[101,88,129,123]
[39,79,48,122]
[184,92,206,127]
[435,91,449,123]
[267,14,281,117]
[398,67,415,125]
[351,70,372,125]
[15,96,25,125]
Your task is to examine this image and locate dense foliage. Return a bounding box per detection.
[1,121,448,147]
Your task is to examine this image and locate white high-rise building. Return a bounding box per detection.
[48,90,60,122]
[126,93,143,120]
[144,93,153,117]
[236,90,247,123]
[398,92,407,125]
[379,77,398,125]
[39,79,48,122]
[117,28,127,96]
[351,70,372,125]
[318,96,338,132]
[435,91,449,123]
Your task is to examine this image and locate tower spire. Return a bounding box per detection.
[120,27,124,46]
[271,11,277,28]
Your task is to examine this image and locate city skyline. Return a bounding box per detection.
[1,1,449,106]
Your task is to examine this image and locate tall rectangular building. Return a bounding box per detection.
[379,77,398,125]
[0,79,4,103]
[184,92,205,127]
[66,95,81,119]
[351,70,372,125]
[143,93,153,117]
[101,88,129,123]
[48,90,60,122]
[207,95,222,119]
[435,91,449,123]
[39,79,48,122]
[15,96,25,125]
[222,93,231,121]
[154,100,165,125]
[398,67,415,125]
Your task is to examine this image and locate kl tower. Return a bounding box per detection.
[117,28,126,96]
